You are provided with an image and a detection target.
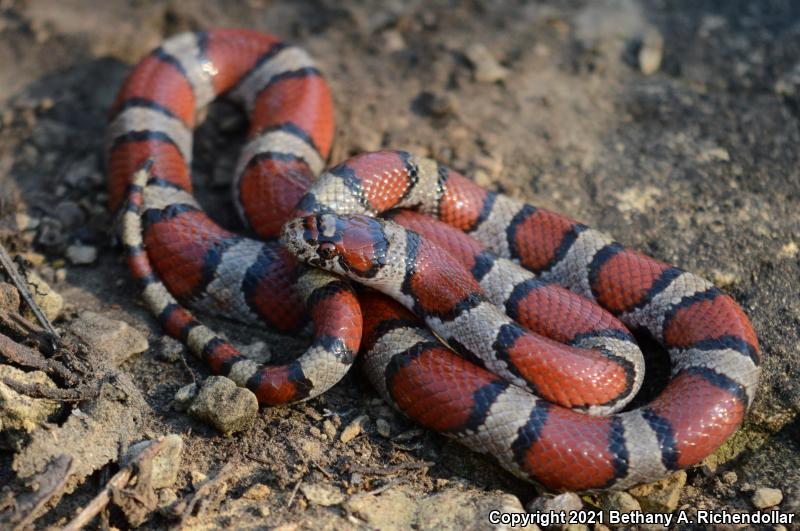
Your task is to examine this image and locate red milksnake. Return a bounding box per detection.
[108,28,760,491]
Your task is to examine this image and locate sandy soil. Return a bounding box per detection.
[0,0,798,529]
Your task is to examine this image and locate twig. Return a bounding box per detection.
[349,460,434,477]
[0,331,78,385]
[0,311,32,339]
[1,377,98,402]
[62,469,134,531]
[0,243,59,346]
[361,477,406,497]
[175,462,236,526]
[245,452,270,465]
[1,454,74,531]
[5,311,61,355]
[62,437,171,531]
[285,478,302,508]
[311,460,334,481]
[390,441,423,452]
[178,349,196,385]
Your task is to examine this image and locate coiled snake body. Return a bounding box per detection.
[108,29,761,491]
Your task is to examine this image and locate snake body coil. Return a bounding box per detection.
[108,29,761,491]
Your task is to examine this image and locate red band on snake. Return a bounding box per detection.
[108,29,761,491]
[109,29,360,405]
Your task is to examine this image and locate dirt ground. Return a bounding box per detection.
[0,0,798,529]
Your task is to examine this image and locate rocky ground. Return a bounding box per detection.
[0,0,798,529]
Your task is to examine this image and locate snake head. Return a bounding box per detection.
[281,213,388,278]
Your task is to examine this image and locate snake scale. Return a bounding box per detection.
[107,28,760,491]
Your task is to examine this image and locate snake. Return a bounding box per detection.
[107,28,761,491]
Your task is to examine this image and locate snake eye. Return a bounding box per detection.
[318,242,338,261]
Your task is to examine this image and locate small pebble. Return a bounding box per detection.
[778,241,798,258]
[301,483,345,506]
[69,311,148,364]
[340,414,369,443]
[303,406,323,421]
[638,28,664,75]
[190,469,208,486]
[322,419,337,440]
[721,470,738,485]
[412,91,453,118]
[65,244,98,265]
[36,217,66,250]
[381,29,405,52]
[376,418,391,438]
[187,376,258,435]
[711,269,738,288]
[697,146,730,163]
[15,211,39,231]
[121,435,183,489]
[243,483,272,501]
[174,383,198,411]
[752,487,783,509]
[465,43,509,83]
